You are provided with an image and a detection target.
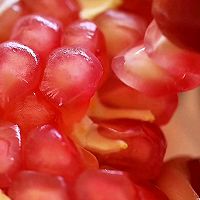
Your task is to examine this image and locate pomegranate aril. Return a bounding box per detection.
[120,0,153,22]
[112,44,177,96]
[73,170,137,200]
[8,171,70,200]
[153,0,200,52]
[0,122,21,188]
[3,93,57,135]
[39,47,103,108]
[21,0,80,25]
[0,41,41,109]
[0,1,27,42]
[63,20,109,85]
[24,125,84,182]
[11,15,63,61]
[96,119,166,181]
[99,74,178,125]
[145,21,200,92]
[94,10,147,58]
[74,118,166,181]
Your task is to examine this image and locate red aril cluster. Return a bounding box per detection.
[92,119,166,181]
[63,20,109,85]
[0,0,199,199]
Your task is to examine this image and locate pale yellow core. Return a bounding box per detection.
[88,94,155,122]
[72,117,128,154]
[0,190,11,200]
[78,0,122,19]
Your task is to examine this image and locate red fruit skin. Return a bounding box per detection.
[3,93,57,135]
[39,47,103,109]
[120,0,153,22]
[112,44,177,97]
[8,171,70,200]
[11,15,63,61]
[144,21,200,92]
[99,74,178,125]
[153,0,200,52]
[93,119,167,181]
[0,2,27,42]
[94,10,147,58]
[21,0,80,25]
[0,41,41,109]
[0,122,21,188]
[73,170,137,200]
[63,20,109,85]
[24,125,85,182]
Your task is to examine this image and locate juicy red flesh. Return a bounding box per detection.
[0,2,27,42]
[0,123,21,188]
[8,171,70,200]
[3,93,57,135]
[144,21,200,92]
[11,15,63,60]
[93,119,167,181]
[112,44,177,96]
[73,170,137,200]
[74,170,169,200]
[0,41,41,108]
[24,125,84,182]
[94,10,147,58]
[39,47,103,108]
[153,0,200,52]
[63,20,109,85]
[99,74,178,125]
[21,0,80,25]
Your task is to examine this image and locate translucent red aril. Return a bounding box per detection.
[144,21,200,92]
[24,125,84,182]
[78,119,166,181]
[0,1,27,42]
[63,20,109,85]
[11,15,63,60]
[94,10,147,58]
[112,44,177,96]
[74,169,168,200]
[99,74,178,125]
[152,0,200,52]
[3,93,57,135]
[0,41,41,108]
[73,170,137,200]
[39,47,103,108]
[8,171,70,200]
[120,0,153,22]
[0,122,21,188]
[21,0,80,25]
